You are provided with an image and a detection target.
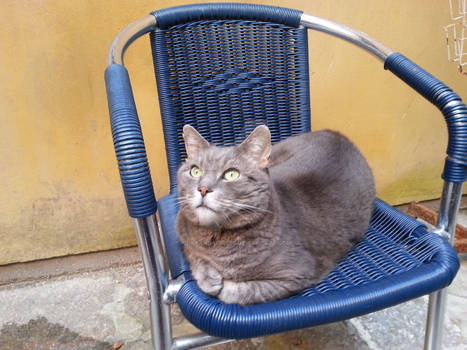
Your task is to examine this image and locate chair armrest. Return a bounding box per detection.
[384,53,467,183]
[105,64,157,218]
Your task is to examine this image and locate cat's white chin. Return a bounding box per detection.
[195,206,221,227]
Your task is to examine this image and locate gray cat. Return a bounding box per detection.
[176,124,375,305]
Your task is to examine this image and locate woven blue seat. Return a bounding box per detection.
[158,194,458,339]
[105,3,466,349]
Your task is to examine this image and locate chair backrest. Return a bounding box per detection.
[150,4,311,190]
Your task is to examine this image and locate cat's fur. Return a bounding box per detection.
[176,125,375,305]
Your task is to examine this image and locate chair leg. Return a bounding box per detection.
[424,289,448,350]
[424,181,463,350]
[134,215,173,350]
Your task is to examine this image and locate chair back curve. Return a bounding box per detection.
[150,3,311,190]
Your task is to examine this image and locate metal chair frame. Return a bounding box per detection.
[105,5,465,350]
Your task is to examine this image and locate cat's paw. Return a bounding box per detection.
[198,278,223,297]
[192,263,223,297]
[218,280,242,304]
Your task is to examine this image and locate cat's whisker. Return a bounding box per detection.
[220,204,259,216]
[220,206,244,216]
[214,199,252,213]
[177,198,194,209]
[177,196,193,204]
[218,199,271,214]
[206,199,250,220]
[219,210,233,224]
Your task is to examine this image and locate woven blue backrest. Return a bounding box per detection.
[150,4,311,190]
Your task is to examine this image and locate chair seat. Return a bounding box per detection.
[158,196,459,339]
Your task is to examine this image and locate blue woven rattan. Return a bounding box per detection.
[157,197,458,339]
[104,3,461,341]
[151,4,310,191]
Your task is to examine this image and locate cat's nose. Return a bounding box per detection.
[198,187,211,197]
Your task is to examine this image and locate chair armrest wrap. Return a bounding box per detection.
[384,53,467,182]
[105,64,157,218]
[151,3,303,29]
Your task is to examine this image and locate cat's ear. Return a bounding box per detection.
[183,125,209,158]
[238,125,271,168]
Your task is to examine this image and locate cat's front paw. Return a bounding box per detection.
[218,280,243,304]
[198,278,223,297]
[192,263,223,297]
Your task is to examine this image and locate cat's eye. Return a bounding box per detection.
[190,166,203,178]
[223,169,240,181]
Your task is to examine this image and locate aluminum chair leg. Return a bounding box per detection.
[134,215,172,350]
[424,181,464,350]
[424,289,449,350]
[134,215,235,350]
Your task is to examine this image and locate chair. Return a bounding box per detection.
[104,3,466,350]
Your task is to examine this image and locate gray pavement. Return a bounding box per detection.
[1,209,466,350]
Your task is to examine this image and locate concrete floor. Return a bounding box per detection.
[1,207,466,350]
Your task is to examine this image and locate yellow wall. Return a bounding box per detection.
[1,0,466,264]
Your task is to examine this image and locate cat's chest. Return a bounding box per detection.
[192,235,274,273]
[201,234,271,258]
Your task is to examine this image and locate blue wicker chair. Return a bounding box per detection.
[104,4,465,350]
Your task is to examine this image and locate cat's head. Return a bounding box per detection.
[177,124,272,230]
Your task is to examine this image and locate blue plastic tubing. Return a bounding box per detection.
[152,3,302,28]
[384,53,467,183]
[105,64,157,218]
